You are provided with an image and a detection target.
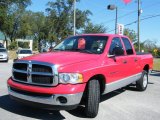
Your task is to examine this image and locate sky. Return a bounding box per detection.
[27,0,160,46]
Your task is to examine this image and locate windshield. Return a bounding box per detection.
[19,50,32,54]
[0,49,6,52]
[54,36,108,54]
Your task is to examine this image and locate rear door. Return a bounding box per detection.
[121,37,141,76]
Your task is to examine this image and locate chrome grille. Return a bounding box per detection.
[32,75,53,84]
[12,60,58,86]
[32,64,52,73]
[13,71,27,82]
[13,63,28,71]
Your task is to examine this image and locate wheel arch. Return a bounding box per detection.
[143,64,149,73]
[89,74,106,94]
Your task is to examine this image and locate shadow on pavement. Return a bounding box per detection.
[68,88,125,118]
[100,88,126,102]
[150,72,160,77]
[0,95,65,120]
[123,81,154,92]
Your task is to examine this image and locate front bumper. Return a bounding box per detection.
[8,85,83,104]
[10,95,79,110]
[0,57,8,61]
[7,78,85,110]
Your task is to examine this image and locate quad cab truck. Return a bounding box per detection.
[8,34,153,118]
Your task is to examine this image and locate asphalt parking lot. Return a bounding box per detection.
[0,63,160,120]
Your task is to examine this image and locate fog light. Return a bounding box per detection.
[57,96,67,104]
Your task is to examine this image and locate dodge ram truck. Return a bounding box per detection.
[7,34,153,118]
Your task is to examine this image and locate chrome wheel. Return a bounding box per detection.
[143,74,148,88]
[136,71,148,91]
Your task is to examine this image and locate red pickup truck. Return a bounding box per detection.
[7,34,153,118]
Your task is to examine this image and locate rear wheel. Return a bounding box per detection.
[136,71,148,91]
[85,79,100,118]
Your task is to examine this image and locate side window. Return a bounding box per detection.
[109,37,124,56]
[122,37,133,55]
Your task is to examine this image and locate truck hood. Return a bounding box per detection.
[22,51,100,66]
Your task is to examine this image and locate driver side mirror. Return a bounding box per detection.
[108,46,124,58]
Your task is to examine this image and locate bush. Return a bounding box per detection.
[156,49,160,57]
[8,41,18,50]
[152,49,160,57]
[18,42,29,48]
[33,39,38,51]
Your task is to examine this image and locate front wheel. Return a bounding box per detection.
[136,71,148,91]
[85,79,100,118]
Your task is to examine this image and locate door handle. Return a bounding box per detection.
[123,60,127,64]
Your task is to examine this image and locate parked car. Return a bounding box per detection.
[0,43,4,48]
[16,49,33,59]
[39,40,56,53]
[0,48,8,62]
[8,34,153,118]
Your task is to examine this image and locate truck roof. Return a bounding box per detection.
[75,33,128,38]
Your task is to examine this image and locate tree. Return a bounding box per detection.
[82,23,107,33]
[124,28,137,42]
[143,39,157,52]
[45,0,92,42]
[0,0,31,42]
[133,39,158,53]
[17,11,46,40]
[17,14,32,39]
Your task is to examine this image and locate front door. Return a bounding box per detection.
[104,37,127,83]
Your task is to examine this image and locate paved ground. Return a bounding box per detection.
[0,63,160,120]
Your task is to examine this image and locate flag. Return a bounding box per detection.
[122,0,132,4]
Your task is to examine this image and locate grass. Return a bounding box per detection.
[153,58,160,71]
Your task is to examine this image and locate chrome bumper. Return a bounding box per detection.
[8,87,83,106]
[0,58,8,61]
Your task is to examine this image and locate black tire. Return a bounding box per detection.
[136,71,148,91]
[85,79,100,118]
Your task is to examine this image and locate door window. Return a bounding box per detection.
[122,37,134,55]
[109,37,124,56]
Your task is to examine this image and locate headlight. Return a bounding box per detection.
[59,73,83,84]
[3,54,7,58]
[3,55,7,58]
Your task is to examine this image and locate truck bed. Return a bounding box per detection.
[136,52,150,55]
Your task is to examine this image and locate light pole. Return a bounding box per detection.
[137,0,141,52]
[107,5,118,34]
[73,0,76,35]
